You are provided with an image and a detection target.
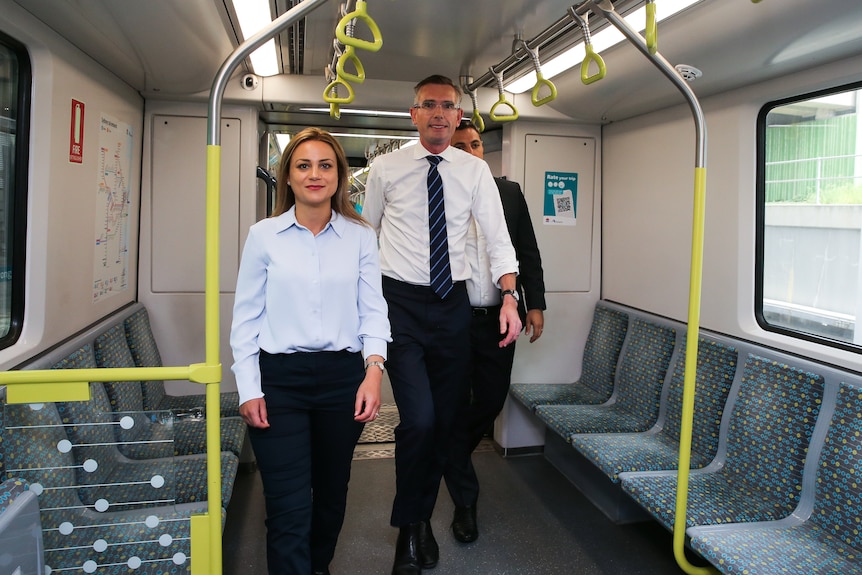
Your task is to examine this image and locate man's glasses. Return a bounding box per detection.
[413,101,460,113]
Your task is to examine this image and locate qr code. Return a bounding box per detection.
[555,195,572,213]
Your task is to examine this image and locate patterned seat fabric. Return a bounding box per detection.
[52,345,238,510]
[689,381,862,575]
[510,304,628,410]
[621,353,825,530]
[124,307,241,417]
[535,318,676,439]
[95,324,245,458]
[571,337,737,482]
[3,393,220,575]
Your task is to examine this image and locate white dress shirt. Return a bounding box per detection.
[362,143,518,287]
[465,219,502,307]
[230,208,391,405]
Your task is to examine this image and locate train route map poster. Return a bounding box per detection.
[543,171,578,226]
[93,114,132,303]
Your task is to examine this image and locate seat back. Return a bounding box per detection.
[659,336,738,463]
[723,353,825,509]
[579,303,629,400]
[611,318,676,426]
[93,324,152,445]
[811,381,862,551]
[123,306,167,410]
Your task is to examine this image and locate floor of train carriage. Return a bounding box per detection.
[223,403,695,575]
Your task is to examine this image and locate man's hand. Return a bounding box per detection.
[525,309,545,343]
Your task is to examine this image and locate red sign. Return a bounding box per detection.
[69,99,85,163]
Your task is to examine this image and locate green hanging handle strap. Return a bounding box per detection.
[569,8,607,85]
[518,39,557,107]
[335,0,383,53]
[323,76,355,104]
[467,87,485,132]
[330,102,341,120]
[488,66,518,122]
[336,45,366,84]
[646,0,658,55]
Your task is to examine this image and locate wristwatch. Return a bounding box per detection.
[501,289,520,302]
[365,360,385,373]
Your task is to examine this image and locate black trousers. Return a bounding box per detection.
[250,350,364,575]
[444,308,517,508]
[383,276,471,527]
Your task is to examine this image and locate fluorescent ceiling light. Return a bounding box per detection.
[233,0,280,76]
[299,107,412,118]
[506,0,702,94]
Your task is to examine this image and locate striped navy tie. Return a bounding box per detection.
[426,155,453,299]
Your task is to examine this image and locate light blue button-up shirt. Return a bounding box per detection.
[230,207,391,405]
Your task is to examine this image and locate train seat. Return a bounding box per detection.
[94,323,246,459]
[0,397,44,575]
[619,352,826,531]
[534,317,677,439]
[687,380,862,575]
[509,302,629,411]
[3,387,215,574]
[569,335,738,483]
[124,306,241,417]
[52,344,239,511]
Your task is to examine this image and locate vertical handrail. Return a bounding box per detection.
[587,2,715,574]
[205,1,331,573]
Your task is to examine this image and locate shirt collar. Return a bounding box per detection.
[413,143,457,163]
[275,206,343,237]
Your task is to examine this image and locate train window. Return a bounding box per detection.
[0,33,29,348]
[756,83,862,352]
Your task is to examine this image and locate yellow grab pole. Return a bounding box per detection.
[588,2,717,573]
[671,167,716,575]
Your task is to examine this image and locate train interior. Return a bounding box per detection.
[1,0,861,573]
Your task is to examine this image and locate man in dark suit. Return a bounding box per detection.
[443,121,547,542]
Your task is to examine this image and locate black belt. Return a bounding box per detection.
[472,305,501,317]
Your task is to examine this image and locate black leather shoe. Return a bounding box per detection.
[391,523,422,575]
[418,520,438,568]
[451,505,478,543]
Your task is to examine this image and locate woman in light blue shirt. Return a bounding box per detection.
[230,127,390,575]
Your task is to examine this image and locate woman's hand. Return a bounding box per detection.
[240,398,270,429]
[354,359,383,422]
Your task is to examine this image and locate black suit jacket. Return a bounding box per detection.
[495,177,546,324]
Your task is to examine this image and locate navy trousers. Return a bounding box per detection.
[250,350,364,575]
[383,276,471,527]
[444,309,517,508]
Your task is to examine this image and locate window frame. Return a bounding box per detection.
[0,31,31,350]
[754,80,862,355]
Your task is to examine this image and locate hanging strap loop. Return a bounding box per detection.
[569,8,607,85]
[323,76,355,104]
[517,38,557,107]
[335,0,383,52]
[336,45,366,84]
[646,0,658,55]
[488,66,518,122]
[467,87,485,132]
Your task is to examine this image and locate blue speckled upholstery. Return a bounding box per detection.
[571,337,737,482]
[535,318,676,439]
[124,308,240,417]
[689,381,862,575]
[52,345,238,510]
[3,394,225,575]
[0,477,29,516]
[621,353,825,530]
[94,325,246,458]
[510,303,629,410]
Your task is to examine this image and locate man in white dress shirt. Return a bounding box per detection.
[362,75,521,575]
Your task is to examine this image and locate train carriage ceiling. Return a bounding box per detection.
[14,0,862,130]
